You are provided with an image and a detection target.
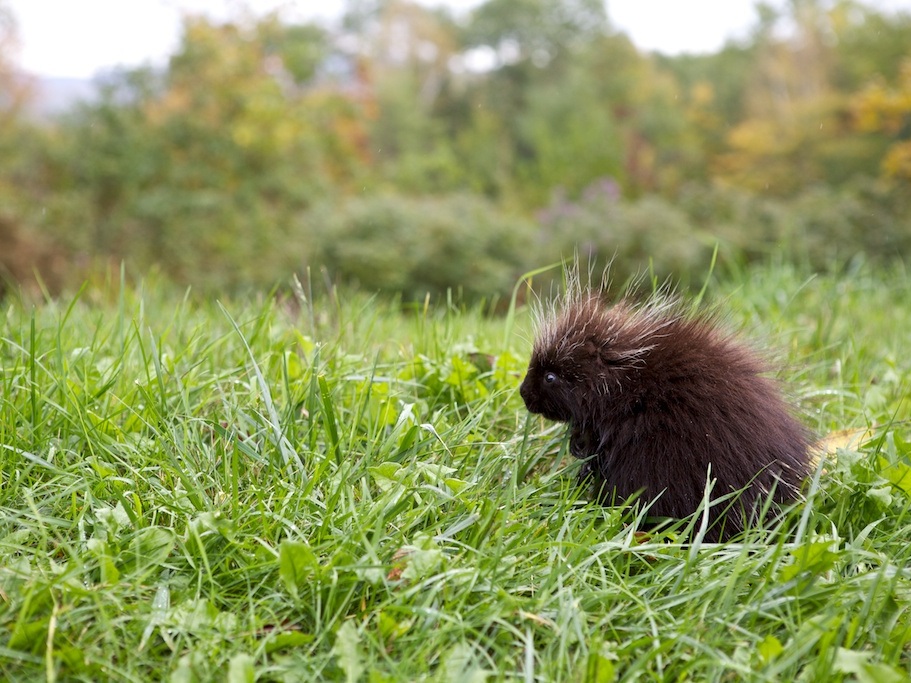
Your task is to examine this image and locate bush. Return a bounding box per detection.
[678,180,911,270]
[676,182,790,259]
[535,177,715,285]
[0,215,68,298]
[305,193,538,301]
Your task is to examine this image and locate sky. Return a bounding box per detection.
[5,0,911,79]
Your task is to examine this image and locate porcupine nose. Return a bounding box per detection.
[519,374,537,413]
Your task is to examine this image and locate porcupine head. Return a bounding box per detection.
[518,289,659,469]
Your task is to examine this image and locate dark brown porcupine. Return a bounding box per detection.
[519,287,813,541]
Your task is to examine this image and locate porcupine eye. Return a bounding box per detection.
[544,372,557,384]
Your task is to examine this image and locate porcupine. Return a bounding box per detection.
[519,286,813,541]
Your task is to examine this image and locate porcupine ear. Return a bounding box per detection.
[598,343,626,369]
[577,334,619,369]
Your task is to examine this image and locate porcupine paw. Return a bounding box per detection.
[577,458,596,484]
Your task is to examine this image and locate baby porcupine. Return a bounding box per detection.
[519,288,813,541]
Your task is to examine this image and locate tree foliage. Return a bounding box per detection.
[35,15,374,288]
[853,59,911,181]
[463,0,608,62]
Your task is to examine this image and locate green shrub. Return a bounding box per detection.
[306,193,537,301]
[676,181,790,259]
[535,177,715,284]
[678,179,911,270]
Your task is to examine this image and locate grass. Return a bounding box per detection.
[1,261,910,681]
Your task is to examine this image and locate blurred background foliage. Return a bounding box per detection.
[1,0,910,298]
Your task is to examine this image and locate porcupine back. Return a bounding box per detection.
[519,288,813,540]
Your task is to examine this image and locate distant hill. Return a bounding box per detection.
[24,76,99,118]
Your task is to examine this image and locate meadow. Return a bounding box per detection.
[1,262,910,682]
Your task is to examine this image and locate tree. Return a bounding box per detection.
[831,1,911,91]
[853,58,911,182]
[463,0,608,65]
[345,1,467,192]
[0,0,30,122]
[0,2,33,198]
[453,0,705,201]
[42,13,375,288]
[711,0,886,193]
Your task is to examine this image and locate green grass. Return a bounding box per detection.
[1,262,910,681]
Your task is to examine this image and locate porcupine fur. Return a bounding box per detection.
[519,284,813,541]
